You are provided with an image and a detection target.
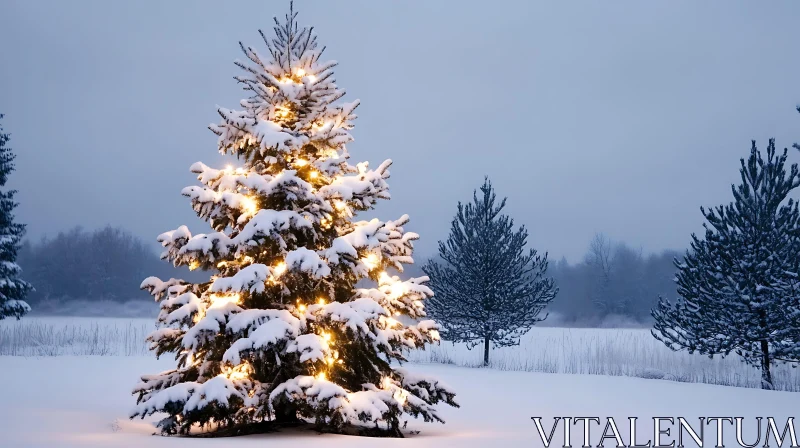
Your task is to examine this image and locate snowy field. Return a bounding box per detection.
[0,355,797,447]
[1,317,799,446]
[3,317,799,391]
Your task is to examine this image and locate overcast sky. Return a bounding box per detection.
[2,1,800,262]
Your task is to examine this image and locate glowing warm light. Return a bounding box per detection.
[308,75,317,82]
[362,253,380,269]
[296,68,306,77]
[241,196,258,215]
[209,293,242,308]
[186,352,198,366]
[334,200,346,211]
[217,261,228,268]
[226,165,233,172]
[297,304,307,312]
[317,297,326,305]
[221,363,253,381]
[316,372,327,381]
[274,103,293,119]
[326,357,334,366]
[393,389,408,406]
[385,317,399,328]
[322,332,331,342]
[390,282,405,297]
[294,158,309,167]
[309,171,319,179]
[272,262,287,277]
[189,260,200,271]
[235,167,245,174]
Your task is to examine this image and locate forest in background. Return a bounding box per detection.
[17,226,203,316]
[16,225,677,325]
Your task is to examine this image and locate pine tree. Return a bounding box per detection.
[0,114,32,320]
[131,5,456,436]
[652,139,800,390]
[423,178,557,366]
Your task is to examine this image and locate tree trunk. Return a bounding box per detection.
[274,403,299,423]
[760,340,773,390]
[483,336,490,367]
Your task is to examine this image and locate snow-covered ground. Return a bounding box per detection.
[1,355,797,447]
[1,318,799,446]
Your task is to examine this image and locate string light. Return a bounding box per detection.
[322,332,331,342]
[186,352,198,366]
[274,103,294,121]
[316,372,327,381]
[240,196,258,215]
[294,159,309,167]
[297,303,306,312]
[363,253,380,269]
[209,293,242,308]
[309,171,319,179]
[334,200,346,211]
[393,389,408,405]
[296,68,306,77]
[189,260,200,271]
[317,297,326,305]
[220,363,253,381]
[390,282,405,297]
[271,262,287,278]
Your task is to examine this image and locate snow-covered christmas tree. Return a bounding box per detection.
[0,114,32,320]
[131,4,457,437]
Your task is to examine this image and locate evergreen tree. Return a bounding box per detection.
[0,114,32,320]
[652,139,800,390]
[423,178,557,366]
[131,5,456,436]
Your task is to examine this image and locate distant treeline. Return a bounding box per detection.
[408,233,681,327]
[18,226,199,305]
[18,226,680,325]
[547,234,679,326]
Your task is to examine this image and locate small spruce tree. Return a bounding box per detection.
[0,114,32,320]
[652,139,800,390]
[423,178,557,366]
[131,5,457,437]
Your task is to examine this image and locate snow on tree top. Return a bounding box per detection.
[133,3,457,436]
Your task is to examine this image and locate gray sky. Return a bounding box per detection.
[2,1,800,262]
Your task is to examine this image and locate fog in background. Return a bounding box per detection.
[3,1,800,321]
